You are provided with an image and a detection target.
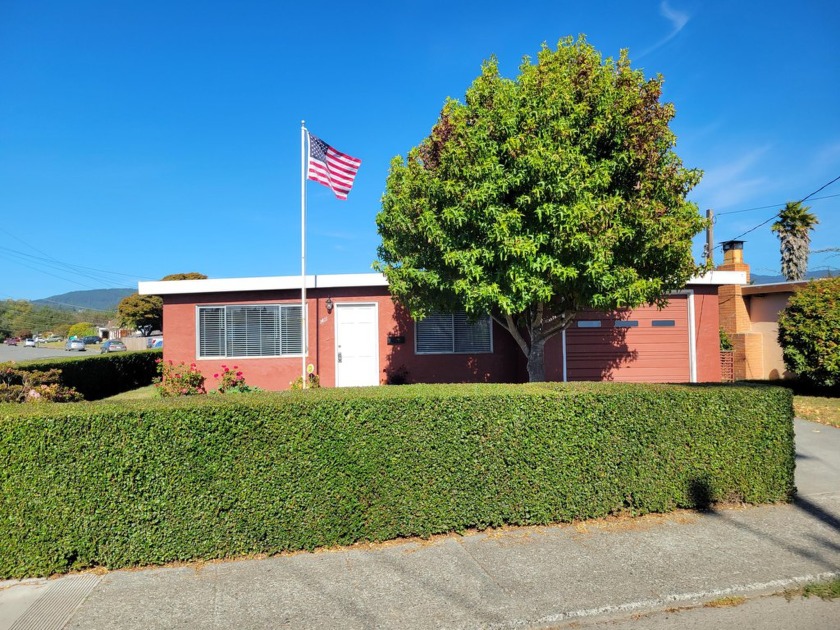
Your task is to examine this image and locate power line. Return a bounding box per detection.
[0,245,154,292]
[716,192,840,216]
[716,173,840,248]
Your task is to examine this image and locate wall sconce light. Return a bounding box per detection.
[325,297,334,313]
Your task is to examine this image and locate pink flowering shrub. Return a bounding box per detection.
[0,362,83,403]
[154,359,206,397]
[212,365,255,394]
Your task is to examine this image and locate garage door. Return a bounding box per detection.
[565,295,692,382]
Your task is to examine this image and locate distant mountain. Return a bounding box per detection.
[750,270,837,285]
[33,288,135,311]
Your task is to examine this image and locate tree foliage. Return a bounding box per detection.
[117,294,162,337]
[771,201,819,281]
[67,322,96,339]
[118,273,207,336]
[0,299,113,339]
[376,37,705,381]
[778,277,840,388]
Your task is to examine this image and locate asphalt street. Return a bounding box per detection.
[0,343,93,362]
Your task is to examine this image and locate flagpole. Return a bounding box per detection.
[300,121,307,389]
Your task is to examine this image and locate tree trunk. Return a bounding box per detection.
[526,333,547,382]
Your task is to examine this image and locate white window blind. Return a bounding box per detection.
[199,307,225,357]
[197,305,302,358]
[416,312,492,354]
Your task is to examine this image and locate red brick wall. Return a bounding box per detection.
[162,287,524,391]
[161,284,723,390]
[693,285,722,382]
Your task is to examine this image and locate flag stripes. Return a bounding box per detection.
[307,133,361,200]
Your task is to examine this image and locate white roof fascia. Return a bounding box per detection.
[686,270,747,285]
[139,273,388,296]
[138,269,746,296]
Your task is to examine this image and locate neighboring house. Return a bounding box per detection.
[99,321,134,341]
[138,270,745,391]
[716,240,810,380]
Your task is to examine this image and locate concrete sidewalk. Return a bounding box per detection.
[2,419,838,629]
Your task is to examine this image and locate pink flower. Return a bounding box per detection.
[236,371,243,377]
[213,373,219,378]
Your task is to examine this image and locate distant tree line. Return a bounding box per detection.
[0,300,114,340]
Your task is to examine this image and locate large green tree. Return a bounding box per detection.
[778,277,840,388]
[771,201,819,281]
[376,37,705,381]
[118,272,207,336]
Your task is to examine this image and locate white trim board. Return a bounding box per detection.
[140,273,388,296]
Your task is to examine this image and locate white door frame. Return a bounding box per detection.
[334,302,380,387]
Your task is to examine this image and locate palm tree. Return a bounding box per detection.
[771,201,819,281]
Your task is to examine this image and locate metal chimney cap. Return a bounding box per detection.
[721,240,745,252]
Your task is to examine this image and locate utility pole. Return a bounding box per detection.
[705,209,714,266]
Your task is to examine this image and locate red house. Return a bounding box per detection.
[139,270,745,390]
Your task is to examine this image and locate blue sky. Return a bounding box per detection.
[1,1,838,301]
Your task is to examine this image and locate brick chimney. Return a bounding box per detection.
[717,240,750,284]
[716,240,762,380]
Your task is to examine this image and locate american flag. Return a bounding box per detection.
[307,133,362,200]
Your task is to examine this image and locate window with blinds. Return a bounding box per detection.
[197,305,302,358]
[415,312,492,354]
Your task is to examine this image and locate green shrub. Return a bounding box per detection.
[67,322,96,339]
[211,364,257,394]
[155,360,206,397]
[778,277,840,388]
[0,364,82,403]
[0,382,794,578]
[290,372,321,389]
[15,349,161,400]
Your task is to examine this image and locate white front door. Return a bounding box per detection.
[335,303,379,387]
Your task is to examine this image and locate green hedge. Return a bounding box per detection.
[14,349,160,400]
[0,382,794,578]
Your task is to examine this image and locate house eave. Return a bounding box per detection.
[686,270,747,285]
[139,273,389,296]
[139,269,746,297]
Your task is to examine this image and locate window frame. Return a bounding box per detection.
[195,303,304,360]
[414,312,494,355]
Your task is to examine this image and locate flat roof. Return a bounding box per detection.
[139,273,389,296]
[139,269,746,296]
[742,280,811,296]
[685,270,747,286]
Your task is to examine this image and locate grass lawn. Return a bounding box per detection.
[100,385,158,401]
[794,395,840,428]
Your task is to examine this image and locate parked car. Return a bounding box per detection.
[65,339,86,352]
[24,338,36,347]
[4,337,20,346]
[44,335,63,343]
[100,340,127,353]
[82,335,102,345]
